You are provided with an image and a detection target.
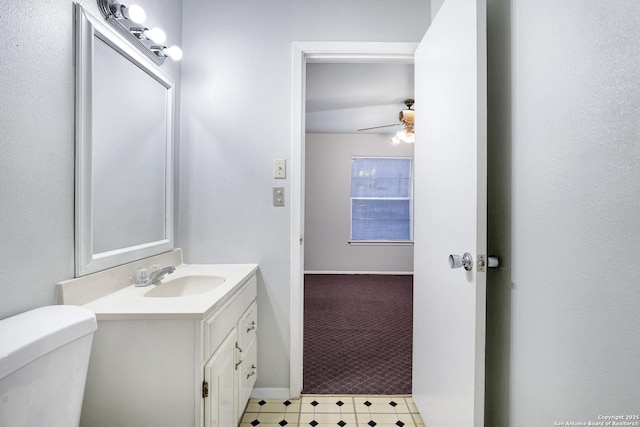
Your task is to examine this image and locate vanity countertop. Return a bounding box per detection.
[80,263,258,320]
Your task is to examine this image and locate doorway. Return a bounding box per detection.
[303,61,415,393]
[289,42,419,397]
[291,2,489,422]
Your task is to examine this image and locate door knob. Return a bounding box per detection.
[449,253,473,271]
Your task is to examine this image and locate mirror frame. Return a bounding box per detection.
[74,4,175,276]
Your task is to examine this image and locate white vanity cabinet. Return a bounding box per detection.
[76,266,258,427]
[203,277,258,425]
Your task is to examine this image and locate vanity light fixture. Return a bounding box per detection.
[97,0,182,65]
[130,26,166,44]
[151,45,183,61]
[107,1,146,23]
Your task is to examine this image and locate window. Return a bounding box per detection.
[350,157,413,243]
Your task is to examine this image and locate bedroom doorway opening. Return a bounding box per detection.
[302,59,415,394]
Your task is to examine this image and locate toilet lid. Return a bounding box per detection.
[0,305,97,380]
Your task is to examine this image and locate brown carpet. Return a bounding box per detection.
[303,274,413,394]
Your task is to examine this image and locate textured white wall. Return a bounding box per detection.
[304,133,414,273]
[0,0,182,320]
[3,0,636,419]
[486,0,640,424]
[179,0,430,393]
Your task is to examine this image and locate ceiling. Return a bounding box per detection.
[305,63,415,135]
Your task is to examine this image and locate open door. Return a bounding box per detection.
[412,0,487,425]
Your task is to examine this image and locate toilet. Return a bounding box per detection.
[0,305,97,427]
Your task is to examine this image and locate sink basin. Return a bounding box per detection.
[143,275,226,297]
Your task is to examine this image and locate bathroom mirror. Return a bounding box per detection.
[75,4,174,276]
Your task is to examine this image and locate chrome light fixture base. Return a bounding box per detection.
[97,0,165,65]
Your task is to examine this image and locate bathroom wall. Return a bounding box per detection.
[485,0,640,425]
[304,133,414,273]
[179,0,430,394]
[6,0,637,421]
[0,0,183,320]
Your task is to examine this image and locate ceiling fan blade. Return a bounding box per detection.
[357,123,401,131]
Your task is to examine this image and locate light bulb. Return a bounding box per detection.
[144,27,166,44]
[391,135,401,145]
[163,45,183,61]
[125,4,146,24]
[405,132,415,143]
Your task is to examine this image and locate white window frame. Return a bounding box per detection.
[349,156,414,245]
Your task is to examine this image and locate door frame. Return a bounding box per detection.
[289,41,418,396]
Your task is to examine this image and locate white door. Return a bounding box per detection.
[412,0,487,425]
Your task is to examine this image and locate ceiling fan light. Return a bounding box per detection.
[405,132,415,143]
[401,109,415,123]
[391,127,415,144]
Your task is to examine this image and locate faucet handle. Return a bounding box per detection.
[135,268,150,285]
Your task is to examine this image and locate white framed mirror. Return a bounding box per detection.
[75,4,174,276]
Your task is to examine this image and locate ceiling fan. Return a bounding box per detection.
[357,98,416,132]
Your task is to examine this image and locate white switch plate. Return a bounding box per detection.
[273,187,285,206]
[274,159,286,179]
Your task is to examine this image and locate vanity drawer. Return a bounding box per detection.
[238,302,257,350]
[204,275,257,358]
[239,336,257,409]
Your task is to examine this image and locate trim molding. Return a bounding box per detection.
[251,387,293,400]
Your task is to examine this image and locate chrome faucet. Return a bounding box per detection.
[135,265,176,287]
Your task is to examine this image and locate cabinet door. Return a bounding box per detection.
[204,329,236,427]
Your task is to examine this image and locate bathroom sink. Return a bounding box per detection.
[143,275,226,298]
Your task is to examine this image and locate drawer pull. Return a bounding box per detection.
[246,321,256,333]
[246,365,257,379]
[234,342,243,370]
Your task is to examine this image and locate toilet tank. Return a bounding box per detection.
[0,305,97,427]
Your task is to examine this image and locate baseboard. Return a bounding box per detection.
[304,270,414,275]
[250,387,293,400]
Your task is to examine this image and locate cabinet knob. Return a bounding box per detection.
[246,321,256,333]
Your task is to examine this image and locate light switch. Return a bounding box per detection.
[273,187,285,207]
[274,159,286,179]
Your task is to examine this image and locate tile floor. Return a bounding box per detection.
[240,395,425,427]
